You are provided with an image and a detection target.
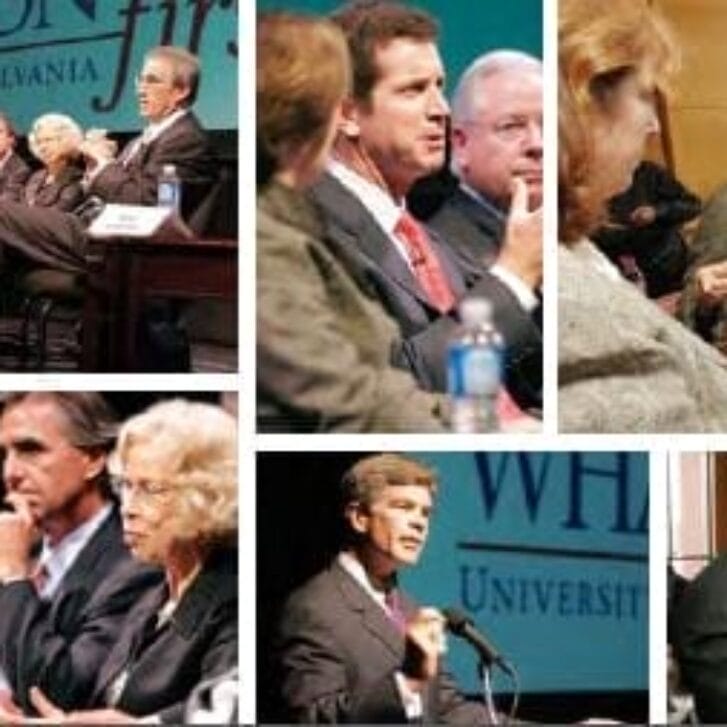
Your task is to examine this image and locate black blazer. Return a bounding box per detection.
[23,166,85,212]
[673,554,727,722]
[0,508,162,713]
[0,152,31,202]
[428,187,505,272]
[92,547,238,724]
[87,111,217,230]
[309,173,542,411]
[275,560,491,724]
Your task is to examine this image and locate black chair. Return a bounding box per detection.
[18,268,83,369]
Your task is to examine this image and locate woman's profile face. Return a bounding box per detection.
[33,123,75,167]
[591,71,659,200]
[118,450,179,566]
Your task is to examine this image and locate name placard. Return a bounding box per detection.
[87,203,193,241]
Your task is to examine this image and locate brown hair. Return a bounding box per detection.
[257,12,351,186]
[331,0,438,103]
[341,453,437,512]
[559,0,678,242]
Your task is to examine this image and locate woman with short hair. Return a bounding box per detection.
[24,113,85,211]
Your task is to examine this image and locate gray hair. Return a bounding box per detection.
[27,113,83,161]
[451,50,542,123]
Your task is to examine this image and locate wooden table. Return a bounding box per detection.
[81,235,237,371]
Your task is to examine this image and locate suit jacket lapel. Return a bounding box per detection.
[312,173,443,309]
[330,562,403,660]
[51,508,120,602]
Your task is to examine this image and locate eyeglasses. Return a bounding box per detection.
[112,475,174,500]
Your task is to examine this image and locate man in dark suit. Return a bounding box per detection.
[0,392,160,715]
[309,2,542,412]
[0,113,31,203]
[0,46,216,275]
[430,51,542,278]
[672,555,727,722]
[275,454,493,724]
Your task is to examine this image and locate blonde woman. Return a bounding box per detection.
[558,0,727,432]
[24,114,85,211]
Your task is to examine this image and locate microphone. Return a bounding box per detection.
[443,607,512,674]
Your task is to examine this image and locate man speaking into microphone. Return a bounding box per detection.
[273,453,497,723]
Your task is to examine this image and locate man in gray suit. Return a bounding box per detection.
[310,1,542,412]
[275,454,492,723]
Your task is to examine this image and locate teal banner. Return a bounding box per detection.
[0,0,238,133]
[403,452,648,694]
[257,0,542,95]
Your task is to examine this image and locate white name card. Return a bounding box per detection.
[87,204,193,241]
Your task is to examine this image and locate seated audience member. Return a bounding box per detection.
[0,114,30,202]
[593,160,700,298]
[257,12,446,432]
[0,399,238,724]
[309,1,542,414]
[672,555,727,723]
[558,0,727,432]
[274,454,493,723]
[0,46,216,275]
[428,50,543,408]
[0,392,161,714]
[678,184,727,350]
[22,114,85,212]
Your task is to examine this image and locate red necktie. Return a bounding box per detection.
[394,211,456,313]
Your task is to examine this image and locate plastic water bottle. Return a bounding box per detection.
[447,297,504,433]
[157,163,181,212]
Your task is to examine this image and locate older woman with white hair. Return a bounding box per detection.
[23,113,85,211]
[1,398,238,724]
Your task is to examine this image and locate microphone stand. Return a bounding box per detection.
[477,657,520,725]
[479,659,499,725]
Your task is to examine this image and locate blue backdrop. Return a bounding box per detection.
[0,0,238,133]
[402,452,648,694]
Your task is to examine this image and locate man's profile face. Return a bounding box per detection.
[453,69,542,209]
[353,38,448,196]
[0,397,101,527]
[136,56,189,123]
[355,484,433,570]
[0,122,15,157]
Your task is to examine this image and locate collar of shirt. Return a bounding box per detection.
[459,181,507,224]
[0,149,13,172]
[327,160,415,270]
[37,502,114,599]
[337,551,392,614]
[141,107,188,145]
